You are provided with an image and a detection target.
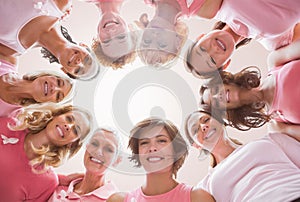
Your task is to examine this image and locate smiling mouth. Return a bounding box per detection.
[216,39,226,51]
[56,125,64,138]
[44,81,48,96]
[147,156,164,162]
[103,21,119,28]
[90,157,104,165]
[226,89,230,103]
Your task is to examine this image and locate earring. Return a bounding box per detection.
[251,101,265,109]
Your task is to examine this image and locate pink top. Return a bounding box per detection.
[144,0,205,17]
[125,183,192,202]
[0,0,64,54]
[49,178,118,202]
[215,0,300,50]
[0,117,59,201]
[197,133,300,202]
[0,59,21,117]
[268,60,300,124]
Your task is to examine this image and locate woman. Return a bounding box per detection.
[140,0,188,67]
[49,127,122,201]
[184,0,300,78]
[108,117,215,202]
[0,103,92,201]
[0,60,75,116]
[200,60,300,130]
[185,106,300,201]
[86,0,137,69]
[0,0,99,80]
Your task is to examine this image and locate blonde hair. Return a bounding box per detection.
[92,26,138,70]
[138,20,188,68]
[9,103,92,172]
[1,70,76,106]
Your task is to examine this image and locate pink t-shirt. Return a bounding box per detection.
[0,59,21,117]
[215,0,300,50]
[144,0,205,17]
[268,59,300,124]
[0,0,64,54]
[0,117,59,201]
[125,183,192,202]
[49,178,118,201]
[197,133,300,202]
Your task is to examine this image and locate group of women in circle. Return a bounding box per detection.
[0,0,300,201]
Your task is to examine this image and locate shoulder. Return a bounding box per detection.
[191,187,215,202]
[107,192,127,202]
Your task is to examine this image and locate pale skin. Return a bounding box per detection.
[70,130,121,196]
[107,127,215,202]
[0,75,72,105]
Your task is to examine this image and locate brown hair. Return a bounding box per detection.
[204,67,271,131]
[128,117,188,178]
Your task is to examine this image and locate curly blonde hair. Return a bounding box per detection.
[9,103,92,172]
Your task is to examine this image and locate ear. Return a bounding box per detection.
[222,59,231,70]
[79,42,88,48]
[196,34,205,41]
[112,156,122,167]
[192,142,201,149]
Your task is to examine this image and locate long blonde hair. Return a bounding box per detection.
[9,103,92,171]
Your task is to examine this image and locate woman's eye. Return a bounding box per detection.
[158,139,167,143]
[91,141,98,147]
[200,46,206,52]
[139,141,148,145]
[117,34,126,40]
[66,116,72,122]
[158,42,167,49]
[143,38,152,45]
[56,92,64,102]
[211,57,216,65]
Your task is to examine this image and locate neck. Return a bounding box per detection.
[98,1,122,13]
[212,130,237,164]
[196,0,223,19]
[24,131,49,160]
[74,171,106,195]
[0,78,34,105]
[240,87,264,105]
[142,170,178,196]
[156,2,181,25]
[259,75,276,107]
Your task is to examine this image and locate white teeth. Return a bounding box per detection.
[90,157,104,164]
[226,90,230,103]
[216,39,226,51]
[104,21,118,28]
[56,126,64,138]
[205,129,216,140]
[147,157,164,162]
[44,82,48,96]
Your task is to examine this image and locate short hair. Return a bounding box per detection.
[128,117,188,178]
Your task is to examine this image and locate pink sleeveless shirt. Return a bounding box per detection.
[125,183,192,202]
[0,0,64,54]
[268,59,300,124]
[215,0,300,50]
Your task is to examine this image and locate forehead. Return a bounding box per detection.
[190,43,214,73]
[91,130,119,147]
[138,125,169,140]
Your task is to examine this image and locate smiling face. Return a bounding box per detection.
[201,84,244,109]
[45,111,90,147]
[137,126,174,174]
[98,13,133,59]
[59,44,97,79]
[84,130,119,175]
[188,30,235,77]
[31,76,72,103]
[186,112,223,152]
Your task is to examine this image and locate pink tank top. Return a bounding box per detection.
[268,60,300,124]
[124,183,192,202]
[215,0,300,50]
[0,0,64,54]
[144,0,205,17]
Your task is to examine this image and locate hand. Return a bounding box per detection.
[58,173,84,186]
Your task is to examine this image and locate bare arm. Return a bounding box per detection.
[191,187,215,202]
[58,173,84,186]
[268,120,300,142]
[267,24,300,69]
[107,192,127,202]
